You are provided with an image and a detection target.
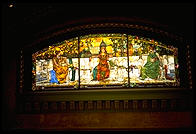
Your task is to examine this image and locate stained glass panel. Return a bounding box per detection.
[32,38,79,90]
[79,34,128,88]
[128,35,179,87]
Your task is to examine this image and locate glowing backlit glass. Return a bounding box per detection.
[32,34,179,90]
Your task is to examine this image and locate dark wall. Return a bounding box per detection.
[2,2,194,130]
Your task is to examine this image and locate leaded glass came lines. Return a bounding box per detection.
[32,34,180,90]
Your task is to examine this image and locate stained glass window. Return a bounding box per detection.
[32,34,180,90]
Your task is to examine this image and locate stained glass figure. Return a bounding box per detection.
[52,51,69,84]
[140,46,160,80]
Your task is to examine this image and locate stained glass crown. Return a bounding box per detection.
[100,40,107,48]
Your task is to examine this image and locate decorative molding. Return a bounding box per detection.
[28,23,183,49]
[19,98,191,114]
[19,49,24,94]
[186,45,192,89]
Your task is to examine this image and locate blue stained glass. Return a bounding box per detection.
[49,70,59,84]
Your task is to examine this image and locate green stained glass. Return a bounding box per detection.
[128,35,179,87]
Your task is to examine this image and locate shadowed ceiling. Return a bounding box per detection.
[2,2,194,69]
[4,3,193,45]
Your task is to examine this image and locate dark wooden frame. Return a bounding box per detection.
[16,20,193,114]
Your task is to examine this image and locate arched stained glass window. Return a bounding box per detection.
[32,33,180,91]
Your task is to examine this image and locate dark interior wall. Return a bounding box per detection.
[2,2,194,130]
[4,3,194,60]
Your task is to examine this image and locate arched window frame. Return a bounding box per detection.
[16,21,193,114]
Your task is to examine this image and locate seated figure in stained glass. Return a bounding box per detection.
[93,41,110,81]
[140,46,161,80]
[52,51,69,84]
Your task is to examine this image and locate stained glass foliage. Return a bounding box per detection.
[32,34,180,90]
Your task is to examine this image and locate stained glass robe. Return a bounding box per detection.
[141,52,160,79]
[53,57,68,84]
[93,53,110,81]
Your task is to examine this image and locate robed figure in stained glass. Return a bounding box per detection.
[52,51,69,84]
[141,46,160,80]
[93,41,110,81]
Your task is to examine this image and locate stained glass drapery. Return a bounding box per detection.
[32,34,179,90]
